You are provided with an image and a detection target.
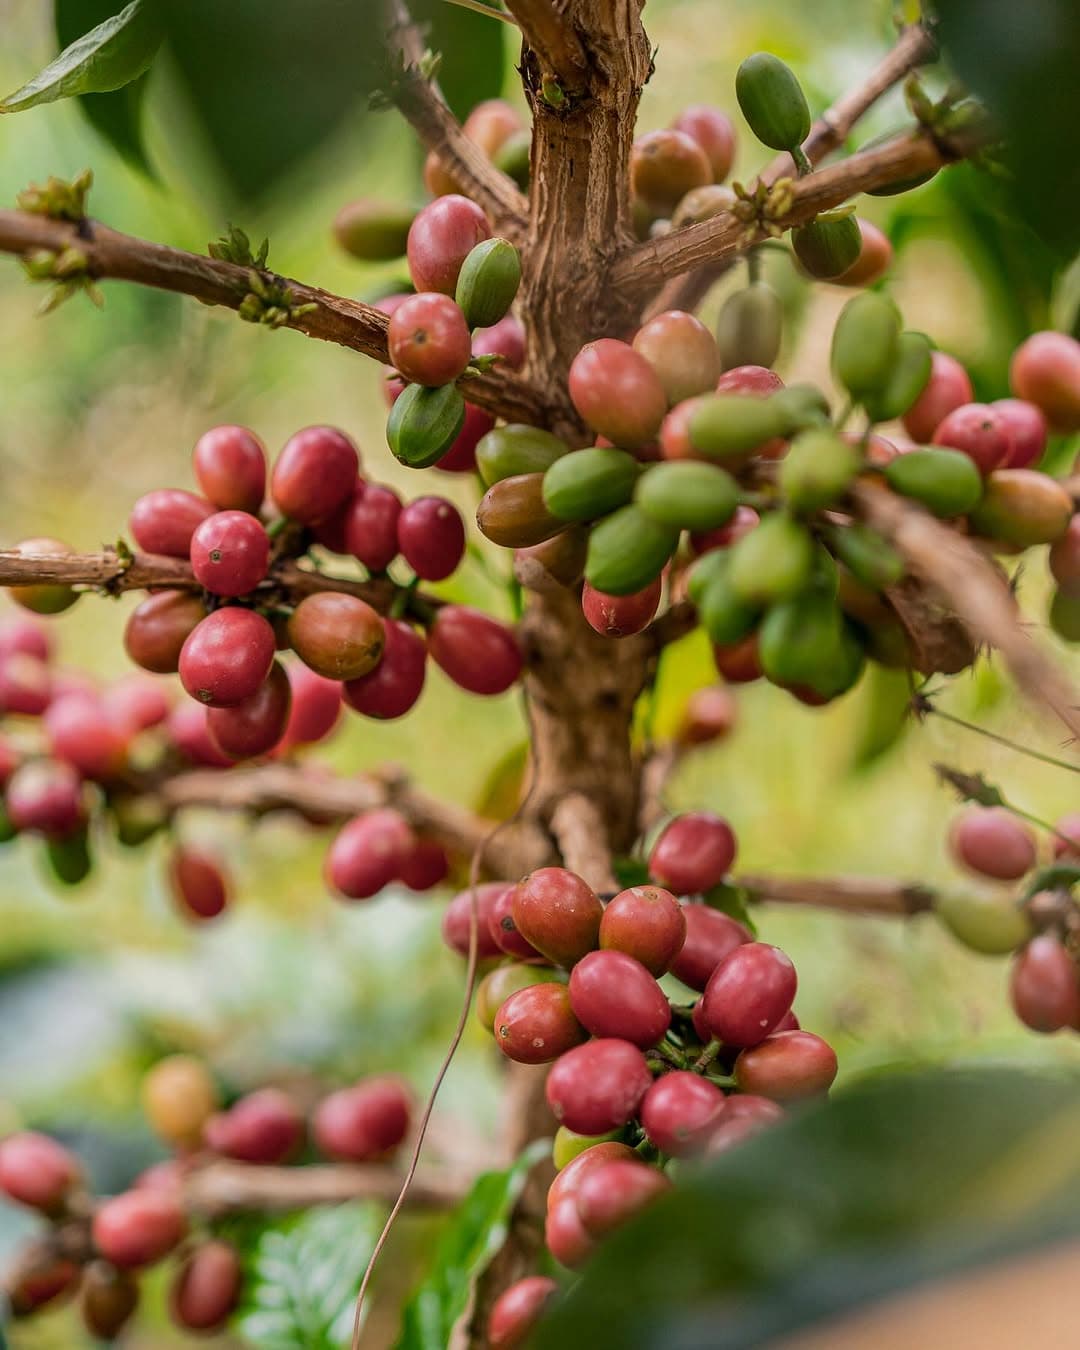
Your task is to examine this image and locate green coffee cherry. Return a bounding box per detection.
[884,447,983,517]
[687,548,730,606]
[770,383,831,435]
[792,209,862,279]
[386,382,466,468]
[476,424,568,487]
[1050,587,1080,641]
[634,462,738,532]
[779,430,858,513]
[455,237,522,329]
[700,565,760,646]
[735,52,811,153]
[716,282,783,371]
[759,589,846,692]
[826,522,904,591]
[333,199,416,261]
[542,447,640,522]
[493,129,531,190]
[831,292,901,401]
[727,512,814,606]
[863,331,933,424]
[45,826,92,886]
[552,1127,622,1170]
[934,891,1031,956]
[585,505,678,596]
[688,393,787,461]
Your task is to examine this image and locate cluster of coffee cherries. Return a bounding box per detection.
[0,1056,410,1335]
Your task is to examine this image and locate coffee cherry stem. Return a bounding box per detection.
[693,1037,722,1073]
[916,695,1080,778]
[791,145,812,176]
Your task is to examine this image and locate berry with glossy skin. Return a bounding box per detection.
[398,838,450,891]
[204,1088,303,1164]
[123,590,207,674]
[279,662,341,748]
[287,593,385,682]
[343,618,426,719]
[582,578,662,638]
[640,1071,725,1155]
[472,314,527,369]
[833,218,892,287]
[649,812,737,894]
[575,1159,671,1238]
[901,351,974,444]
[659,395,709,460]
[326,808,415,900]
[312,1078,412,1161]
[545,1039,653,1134]
[388,292,472,386]
[179,608,275,707]
[142,1055,220,1148]
[569,339,668,450]
[207,658,292,758]
[167,702,233,768]
[488,881,542,959]
[734,1030,838,1100]
[343,482,402,574]
[271,426,359,525]
[129,490,215,558]
[547,1140,640,1209]
[933,403,1010,475]
[170,1240,243,1333]
[429,605,521,695]
[441,881,510,959]
[45,693,127,780]
[671,104,736,181]
[92,1191,187,1268]
[397,496,466,580]
[193,425,266,513]
[949,808,1037,881]
[82,1263,139,1340]
[994,398,1048,468]
[1010,936,1080,1032]
[436,401,496,474]
[1010,331,1080,432]
[488,1276,559,1349]
[6,760,85,837]
[0,1131,80,1213]
[407,194,491,294]
[670,904,751,990]
[169,848,229,921]
[701,942,797,1047]
[633,310,721,405]
[477,965,562,1031]
[569,950,671,1047]
[600,885,686,976]
[631,129,711,212]
[713,634,763,683]
[495,983,588,1063]
[190,510,270,597]
[512,868,604,967]
[545,1196,595,1269]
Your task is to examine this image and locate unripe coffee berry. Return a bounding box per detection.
[288,593,385,682]
[142,1054,220,1148]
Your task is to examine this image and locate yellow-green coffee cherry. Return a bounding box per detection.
[332,199,416,261]
[386,382,466,468]
[688,393,787,462]
[735,53,811,153]
[542,448,640,522]
[585,505,678,596]
[863,331,933,424]
[779,430,859,513]
[727,512,814,606]
[831,292,901,401]
[883,447,983,518]
[476,424,568,487]
[934,891,1031,956]
[716,282,783,371]
[635,462,738,532]
[455,237,522,329]
[792,209,862,279]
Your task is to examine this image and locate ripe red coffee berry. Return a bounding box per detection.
[649,811,737,894]
[992,397,1048,469]
[0,614,51,663]
[544,1196,595,1269]
[6,759,85,837]
[190,510,270,597]
[548,1140,639,1206]
[949,807,1037,881]
[312,1077,412,1162]
[193,425,267,514]
[582,578,662,637]
[398,838,450,891]
[833,218,892,287]
[167,702,233,768]
[691,504,760,555]
[712,633,763,683]
[633,310,721,405]
[436,401,495,473]
[345,482,403,573]
[45,694,126,780]
[576,1159,671,1239]
[512,867,604,968]
[168,848,228,922]
[429,605,521,695]
[92,1190,187,1269]
[545,1038,653,1134]
[705,1098,783,1156]
[170,1240,242,1333]
[388,293,472,386]
[669,904,750,990]
[901,350,973,444]
[659,395,708,460]
[701,942,797,1047]
[488,881,542,959]
[343,618,426,719]
[488,1276,559,1349]
[287,593,385,682]
[495,983,588,1064]
[203,1088,303,1164]
[569,339,668,449]
[640,1071,725,1155]
[103,673,171,735]
[271,426,359,524]
[933,402,1010,476]
[441,881,509,958]
[397,496,466,580]
[672,105,736,181]
[0,1131,80,1213]
[0,652,51,716]
[734,1030,838,1100]
[1010,936,1080,1032]
[124,590,207,674]
[280,662,341,748]
[326,808,415,900]
[179,608,275,707]
[569,950,672,1047]
[631,129,711,211]
[1010,331,1080,432]
[129,489,215,558]
[407,194,491,295]
[473,314,527,369]
[600,885,686,976]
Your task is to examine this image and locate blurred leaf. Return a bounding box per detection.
[394,1139,549,1349]
[237,1201,383,1350]
[612,856,651,889]
[850,664,911,769]
[4,0,162,112]
[474,740,528,823]
[534,1068,1080,1350]
[703,883,756,935]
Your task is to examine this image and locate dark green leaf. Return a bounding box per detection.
[702,883,756,935]
[612,857,651,890]
[394,1140,549,1350]
[1024,861,1080,900]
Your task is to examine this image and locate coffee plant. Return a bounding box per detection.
[0,0,1077,1346]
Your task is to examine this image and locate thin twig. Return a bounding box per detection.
[442,0,519,24]
[920,701,1080,776]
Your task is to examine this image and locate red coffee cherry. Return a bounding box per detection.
[287,593,385,681]
[659,395,709,460]
[712,632,763,683]
[399,838,450,891]
[472,314,527,369]
[1049,516,1080,591]
[631,129,711,211]
[700,942,797,1047]
[671,104,736,181]
[488,1276,559,1349]
[933,402,1010,475]
[0,1131,80,1213]
[569,339,668,450]
[1010,331,1080,432]
[271,426,360,525]
[45,694,127,780]
[495,983,588,1064]
[279,662,341,748]
[1052,812,1080,859]
[397,496,466,581]
[948,807,1037,881]
[677,685,737,745]
[649,811,737,894]
[691,503,760,555]
[569,950,672,1047]
[168,848,228,921]
[512,867,604,968]
[1010,936,1080,1032]
[575,1159,671,1238]
[103,673,171,735]
[545,1038,653,1134]
[9,1257,81,1316]
[436,401,496,474]
[124,590,207,674]
[705,1095,784,1155]
[190,510,270,597]
[312,1077,412,1162]
[0,614,51,663]
[640,1071,725,1155]
[193,425,267,514]
[92,1190,187,1269]
[901,350,974,444]
[407,195,491,294]
[714,364,784,395]
[82,1262,139,1340]
[488,881,542,959]
[600,885,686,976]
[544,1195,595,1269]
[441,881,509,958]
[167,702,233,767]
[129,489,215,557]
[669,904,750,990]
[170,1240,243,1333]
[179,608,275,707]
[429,605,522,695]
[833,218,892,287]
[582,578,662,637]
[547,1140,640,1210]
[203,1088,304,1163]
[325,808,415,900]
[6,760,85,837]
[0,653,51,716]
[0,733,17,785]
[633,310,721,405]
[345,483,403,573]
[343,618,426,719]
[733,1029,837,1100]
[388,292,472,386]
[994,398,1048,468]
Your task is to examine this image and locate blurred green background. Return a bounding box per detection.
[0,0,1077,1344]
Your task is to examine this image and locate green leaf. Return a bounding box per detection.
[702,883,756,935]
[612,857,651,890]
[237,1202,383,1350]
[534,1068,1080,1350]
[1024,861,1080,900]
[394,1140,549,1350]
[3,0,163,113]
[850,664,911,769]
